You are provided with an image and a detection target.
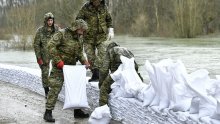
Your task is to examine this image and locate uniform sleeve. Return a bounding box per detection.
[76,5,86,20]
[105,6,113,28]
[77,43,86,64]
[33,29,41,60]
[99,51,111,85]
[47,32,63,64]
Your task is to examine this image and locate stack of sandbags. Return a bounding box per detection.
[142,59,220,124]
[0,63,199,123]
[110,56,146,99]
[142,59,192,112]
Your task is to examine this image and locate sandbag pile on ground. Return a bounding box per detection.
[142,59,220,124]
[0,62,219,124]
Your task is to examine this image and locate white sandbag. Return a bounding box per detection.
[169,83,192,112]
[121,69,145,97]
[210,78,220,120]
[120,56,135,70]
[88,104,112,124]
[211,100,220,120]
[149,63,161,106]
[150,94,160,106]
[111,82,133,98]
[211,119,220,124]
[185,69,217,118]
[154,63,172,110]
[110,65,133,98]
[187,69,210,96]
[110,65,123,81]
[198,95,216,118]
[111,55,144,98]
[144,60,158,106]
[63,65,89,109]
[169,78,192,112]
[189,97,200,114]
[200,116,211,124]
[110,64,123,97]
[142,60,156,106]
[209,77,220,100]
[151,59,174,109]
[169,60,192,112]
[150,59,174,107]
[136,84,147,102]
[142,84,155,106]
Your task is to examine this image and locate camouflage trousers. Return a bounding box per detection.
[84,42,106,70]
[99,74,114,106]
[84,33,107,70]
[46,67,64,110]
[40,64,50,88]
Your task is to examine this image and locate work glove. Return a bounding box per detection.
[57,61,64,69]
[107,28,114,41]
[37,58,43,65]
[84,61,90,69]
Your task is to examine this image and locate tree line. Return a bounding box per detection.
[0,0,220,48]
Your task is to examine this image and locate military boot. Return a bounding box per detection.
[44,87,49,99]
[74,109,89,118]
[88,68,99,82]
[43,109,55,122]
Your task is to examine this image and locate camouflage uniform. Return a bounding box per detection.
[76,0,113,80]
[33,12,59,91]
[43,19,89,122]
[99,41,141,106]
[46,19,89,111]
[46,30,86,110]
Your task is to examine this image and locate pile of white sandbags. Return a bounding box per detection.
[0,64,43,94]
[1,57,220,124]
[141,59,220,124]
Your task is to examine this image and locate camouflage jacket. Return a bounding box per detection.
[76,2,112,37]
[33,25,59,64]
[47,28,86,66]
[100,46,139,82]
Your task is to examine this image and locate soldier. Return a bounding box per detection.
[33,12,59,99]
[99,41,143,106]
[76,0,114,82]
[44,19,90,122]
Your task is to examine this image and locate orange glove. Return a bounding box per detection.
[37,58,43,65]
[84,61,90,69]
[57,61,64,69]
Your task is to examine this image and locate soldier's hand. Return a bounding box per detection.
[57,60,64,69]
[84,61,90,69]
[37,58,43,65]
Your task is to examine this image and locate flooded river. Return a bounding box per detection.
[1,36,220,81]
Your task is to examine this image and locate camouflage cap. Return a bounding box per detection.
[44,12,54,20]
[70,19,88,31]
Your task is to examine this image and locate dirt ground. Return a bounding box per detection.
[0,81,88,124]
[0,81,121,124]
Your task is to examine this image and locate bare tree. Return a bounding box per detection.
[2,0,220,42]
[6,4,35,50]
